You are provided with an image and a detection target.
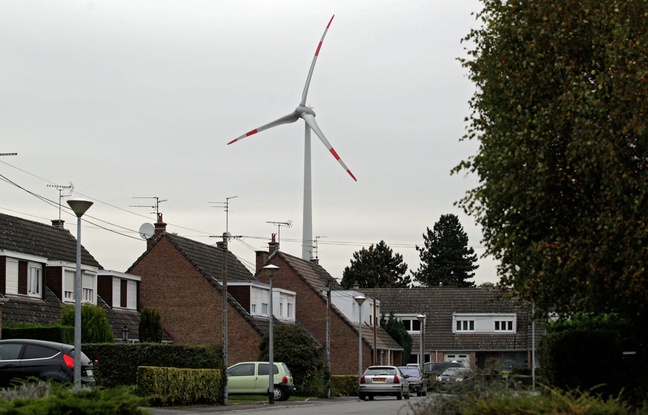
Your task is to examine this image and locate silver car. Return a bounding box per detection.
[437,367,473,384]
[359,365,410,400]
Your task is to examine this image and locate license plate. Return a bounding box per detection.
[85,369,93,376]
[373,377,386,383]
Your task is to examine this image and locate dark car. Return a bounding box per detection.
[398,366,427,396]
[0,339,95,387]
[424,361,465,377]
[437,367,474,385]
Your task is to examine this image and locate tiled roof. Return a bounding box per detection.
[273,252,400,352]
[371,287,540,352]
[2,287,62,325]
[0,212,101,268]
[165,233,256,282]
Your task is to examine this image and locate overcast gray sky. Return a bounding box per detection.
[1,0,497,285]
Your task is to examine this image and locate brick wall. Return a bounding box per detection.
[130,237,261,363]
[258,258,370,375]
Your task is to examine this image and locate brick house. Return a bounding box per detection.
[372,287,544,374]
[0,212,141,340]
[255,236,403,375]
[126,217,299,364]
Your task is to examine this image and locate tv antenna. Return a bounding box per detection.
[0,153,17,157]
[130,196,167,218]
[209,196,238,233]
[267,220,292,248]
[313,235,327,261]
[47,182,74,221]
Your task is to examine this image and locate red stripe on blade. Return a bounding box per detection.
[327,15,334,28]
[329,148,340,160]
[315,41,323,56]
[246,129,258,137]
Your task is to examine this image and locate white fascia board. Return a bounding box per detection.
[98,269,141,282]
[0,250,48,263]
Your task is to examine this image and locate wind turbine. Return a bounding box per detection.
[228,15,356,261]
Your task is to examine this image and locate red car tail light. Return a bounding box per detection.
[63,353,74,369]
[393,375,400,383]
[360,375,366,384]
[281,376,288,383]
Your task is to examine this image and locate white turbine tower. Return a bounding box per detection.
[228,15,356,260]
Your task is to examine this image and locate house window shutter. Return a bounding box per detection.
[18,261,28,294]
[120,279,127,307]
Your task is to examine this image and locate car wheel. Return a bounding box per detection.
[368,395,374,400]
[359,393,366,401]
[396,391,402,400]
[273,386,285,401]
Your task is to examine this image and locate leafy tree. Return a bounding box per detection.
[258,325,326,396]
[341,240,411,289]
[412,214,478,287]
[59,303,114,343]
[380,313,412,365]
[139,308,163,343]
[454,0,648,324]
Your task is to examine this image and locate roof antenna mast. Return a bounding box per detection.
[266,220,292,249]
[47,183,74,221]
[130,196,167,218]
[210,196,238,234]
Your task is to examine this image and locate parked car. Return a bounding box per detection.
[424,361,465,377]
[359,365,410,401]
[398,366,427,396]
[226,361,294,401]
[437,367,474,385]
[0,339,95,387]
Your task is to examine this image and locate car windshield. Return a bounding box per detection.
[441,368,464,376]
[399,368,420,377]
[365,367,397,376]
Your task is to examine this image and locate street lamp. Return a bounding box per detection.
[417,314,425,373]
[67,198,93,389]
[263,264,279,405]
[354,295,366,380]
[121,325,130,342]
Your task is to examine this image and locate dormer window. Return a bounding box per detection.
[2,255,45,299]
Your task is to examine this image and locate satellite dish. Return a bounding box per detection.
[139,223,155,240]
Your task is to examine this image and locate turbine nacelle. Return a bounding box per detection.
[295,105,316,117]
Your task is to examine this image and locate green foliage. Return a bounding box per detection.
[380,312,412,365]
[82,343,224,388]
[412,214,478,287]
[2,323,74,344]
[330,375,361,397]
[411,384,635,415]
[0,383,148,414]
[539,314,628,397]
[137,366,222,406]
[138,308,163,343]
[341,240,411,289]
[455,0,648,324]
[58,303,114,343]
[258,325,326,396]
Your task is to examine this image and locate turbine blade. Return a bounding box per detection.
[301,113,357,181]
[228,113,299,145]
[300,15,335,107]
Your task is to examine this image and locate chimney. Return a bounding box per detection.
[255,233,279,274]
[269,233,280,256]
[148,213,167,250]
[51,219,65,229]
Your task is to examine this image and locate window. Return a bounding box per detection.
[287,303,293,318]
[63,269,96,304]
[398,316,423,333]
[456,320,475,332]
[495,320,514,332]
[261,303,268,315]
[251,303,257,313]
[28,266,42,297]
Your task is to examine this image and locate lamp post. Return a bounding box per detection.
[121,325,130,342]
[417,314,425,373]
[354,295,366,380]
[67,198,93,389]
[263,264,279,405]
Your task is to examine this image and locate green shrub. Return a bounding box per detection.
[258,325,327,397]
[330,375,359,397]
[137,366,222,406]
[0,383,148,414]
[410,385,636,415]
[58,303,114,343]
[139,308,163,343]
[2,323,74,344]
[82,343,224,388]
